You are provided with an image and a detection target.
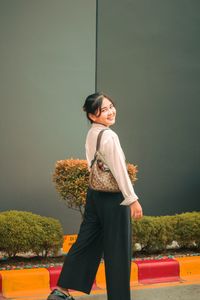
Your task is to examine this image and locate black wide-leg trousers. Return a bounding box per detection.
[57,188,132,300]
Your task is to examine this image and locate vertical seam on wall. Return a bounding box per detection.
[95,0,98,92]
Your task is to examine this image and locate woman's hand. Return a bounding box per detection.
[130,200,143,220]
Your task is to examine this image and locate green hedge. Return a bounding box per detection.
[0,211,64,257]
[1,210,199,258]
[132,211,200,254]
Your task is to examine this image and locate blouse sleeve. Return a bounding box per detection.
[101,132,139,206]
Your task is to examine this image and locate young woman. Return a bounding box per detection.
[47,92,143,300]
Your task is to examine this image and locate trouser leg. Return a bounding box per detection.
[96,191,132,300]
[57,189,103,294]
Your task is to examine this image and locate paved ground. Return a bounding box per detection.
[130,284,200,300]
[75,283,200,300]
[6,281,200,300]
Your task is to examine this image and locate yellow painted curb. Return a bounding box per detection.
[130,261,138,286]
[95,261,106,289]
[176,256,200,281]
[95,261,138,289]
[0,268,50,298]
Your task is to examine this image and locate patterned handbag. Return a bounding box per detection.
[89,129,120,192]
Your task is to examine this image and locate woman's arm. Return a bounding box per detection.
[102,132,143,219]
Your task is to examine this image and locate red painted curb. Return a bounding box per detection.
[47,267,99,292]
[90,279,99,290]
[0,273,6,299]
[135,258,180,284]
[0,273,2,294]
[47,266,62,290]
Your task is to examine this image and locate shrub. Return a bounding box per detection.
[132,212,200,254]
[132,216,154,251]
[132,216,175,252]
[0,211,63,257]
[175,212,200,249]
[52,158,138,218]
[0,211,34,257]
[31,216,64,257]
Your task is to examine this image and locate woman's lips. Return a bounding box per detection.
[107,116,115,121]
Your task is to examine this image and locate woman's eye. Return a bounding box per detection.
[101,105,114,113]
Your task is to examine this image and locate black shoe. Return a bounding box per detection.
[47,289,75,300]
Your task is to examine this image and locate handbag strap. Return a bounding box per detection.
[90,128,109,167]
[96,129,109,151]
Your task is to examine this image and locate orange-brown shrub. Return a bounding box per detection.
[52,158,138,217]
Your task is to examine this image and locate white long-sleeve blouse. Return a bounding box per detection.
[85,123,138,206]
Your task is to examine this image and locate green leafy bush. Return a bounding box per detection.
[132,212,199,254]
[31,216,64,257]
[52,158,138,218]
[0,211,63,257]
[175,212,200,249]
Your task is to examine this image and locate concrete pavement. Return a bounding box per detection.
[4,281,200,300]
[77,283,200,300]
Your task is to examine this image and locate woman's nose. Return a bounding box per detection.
[108,108,114,115]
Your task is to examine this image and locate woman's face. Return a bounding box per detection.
[89,97,116,127]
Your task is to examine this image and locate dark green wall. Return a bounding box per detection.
[1,0,199,235]
[0,0,96,233]
[97,0,200,215]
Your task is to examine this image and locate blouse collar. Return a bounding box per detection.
[91,122,109,129]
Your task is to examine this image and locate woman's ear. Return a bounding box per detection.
[88,113,96,122]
